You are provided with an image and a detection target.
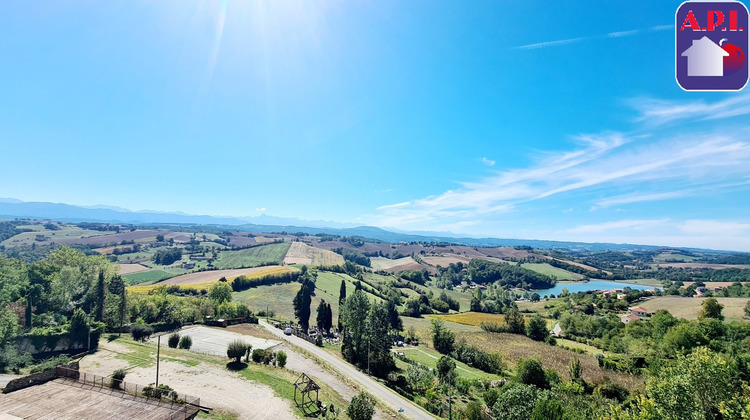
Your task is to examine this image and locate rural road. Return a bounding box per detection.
[259,320,434,420]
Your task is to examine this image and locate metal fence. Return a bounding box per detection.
[55,367,201,420]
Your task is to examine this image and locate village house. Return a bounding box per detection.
[628,306,650,317]
[550,323,563,338]
[621,313,641,324]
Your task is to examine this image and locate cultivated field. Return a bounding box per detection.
[123,269,172,285]
[521,263,584,280]
[154,266,291,287]
[421,255,471,267]
[427,312,507,327]
[214,243,291,269]
[455,331,643,390]
[652,262,750,269]
[117,263,149,275]
[0,224,106,247]
[639,296,749,321]
[283,241,344,266]
[370,256,434,273]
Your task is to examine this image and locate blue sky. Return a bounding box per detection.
[1,1,750,250]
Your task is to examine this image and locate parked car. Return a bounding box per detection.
[284,327,292,335]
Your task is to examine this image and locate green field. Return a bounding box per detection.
[639,296,749,321]
[615,278,664,287]
[398,346,501,380]
[214,243,291,269]
[123,269,173,285]
[653,252,699,262]
[520,263,584,280]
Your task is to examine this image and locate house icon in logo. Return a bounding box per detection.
[681,36,730,76]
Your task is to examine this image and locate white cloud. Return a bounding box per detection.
[517,25,671,50]
[678,220,750,236]
[631,92,750,125]
[593,191,692,209]
[256,207,266,212]
[566,219,668,234]
[479,157,496,166]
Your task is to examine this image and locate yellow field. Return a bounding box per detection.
[283,241,344,266]
[128,266,294,294]
[427,312,507,326]
[639,296,749,321]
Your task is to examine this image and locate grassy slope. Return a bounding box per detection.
[214,243,291,269]
[639,296,749,321]
[520,263,584,280]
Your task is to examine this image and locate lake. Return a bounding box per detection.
[536,279,659,297]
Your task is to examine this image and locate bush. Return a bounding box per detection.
[178,335,192,349]
[29,355,71,374]
[167,333,180,348]
[130,324,154,342]
[111,369,126,389]
[517,358,548,389]
[252,348,273,364]
[347,392,376,420]
[531,398,564,420]
[492,384,540,420]
[227,340,249,362]
[276,351,287,368]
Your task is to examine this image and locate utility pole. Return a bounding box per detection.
[448,376,452,420]
[266,304,269,323]
[155,335,161,387]
[367,338,371,376]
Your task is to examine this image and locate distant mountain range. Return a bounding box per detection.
[0,198,722,252]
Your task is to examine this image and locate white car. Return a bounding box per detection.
[284,328,292,335]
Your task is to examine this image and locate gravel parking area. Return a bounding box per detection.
[151,325,281,356]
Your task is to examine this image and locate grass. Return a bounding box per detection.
[427,312,507,327]
[214,243,291,269]
[638,296,750,321]
[615,278,664,287]
[99,336,347,419]
[0,224,105,248]
[127,266,294,294]
[123,269,172,285]
[455,331,644,391]
[520,263,584,280]
[398,346,501,381]
[653,252,699,262]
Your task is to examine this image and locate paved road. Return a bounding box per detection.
[0,375,20,389]
[259,320,434,420]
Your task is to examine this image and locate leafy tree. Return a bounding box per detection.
[436,355,457,384]
[178,335,192,349]
[505,307,526,334]
[208,282,232,304]
[531,398,564,420]
[491,384,540,420]
[699,297,724,321]
[406,364,434,393]
[483,388,500,409]
[168,333,180,348]
[403,297,422,317]
[526,315,549,341]
[386,298,403,332]
[347,392,376,420]
[69,308,90,344]
[465,401,485,420]
[517,358,548,389]
[365,301,395,376]
[431,318,455,354]
[95,270,105,322]
[293,282,312,331]
[227,340,249,362]
[341,289,370,367]
[530,292,541,302]
[130,323,153,342]
[108,275,127,333]
[612,347,741,420]
[316,300,333,333]
[569,358,582,382]
[276,350,287,368]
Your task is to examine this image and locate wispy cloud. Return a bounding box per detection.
[374,130,750,230]
[256,207,266,212]
[374,188,392,193]
[479,157,496,166]
[567,219,668,234]
[678,220,750,236]
[631,92,750,125]
[517,25,671,50]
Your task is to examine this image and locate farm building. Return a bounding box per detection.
[0,367,201,420]
[621,313,641,324]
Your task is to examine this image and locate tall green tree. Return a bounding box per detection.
[293,282,312,331]
[95,270,106,322]
[209,282,233,304]
[316,300,332,333]
[431,318,455,354]
[365,301,395,376]
[505,307,526,334]
[386,298,403,333]
[339,279,347,305]
[526,315,548,341]
[341,289,371,368]
[699,297,724,321]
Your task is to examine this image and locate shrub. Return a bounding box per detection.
[227,340,249,362]
[531,398,564,420]
[517,358,548,389]
[484,387,500,408]
[130,324,154,342]
[29,355,71,374]
[347,392,376,420]
[492,384,540,420]
[526,315,549,342]
[111,369,126,389]
[167,333,180,348]
[252,348,273,364]
[276,351,287,368]
[178,335,192,349]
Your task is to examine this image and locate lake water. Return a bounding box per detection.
[535,279,659,297]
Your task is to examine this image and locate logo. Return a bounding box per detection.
[676,1,749,91]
